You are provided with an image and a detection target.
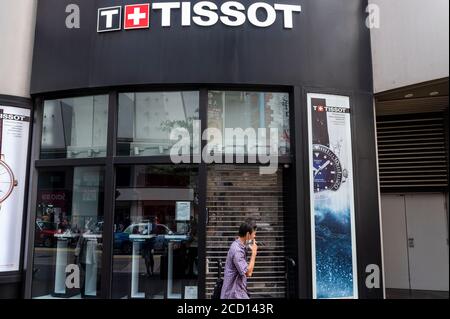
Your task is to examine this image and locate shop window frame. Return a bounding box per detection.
[25,84,297,300]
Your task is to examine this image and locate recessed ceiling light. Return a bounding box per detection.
[404,93,414,98]
[429,91,439,96]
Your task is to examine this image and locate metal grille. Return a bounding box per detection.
[376,114,449,190]
[205,165,287,298]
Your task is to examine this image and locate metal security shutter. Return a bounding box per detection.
[376,113,449,191]
[205,165,287,298]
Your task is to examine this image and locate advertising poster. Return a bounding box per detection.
[176,201,191,221]
[307,93,358,298]
[0,106,31,272]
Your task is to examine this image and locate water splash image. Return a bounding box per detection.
[314,203,354,298]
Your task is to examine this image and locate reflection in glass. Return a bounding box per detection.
[41,95,108,159]
[112,166,199,299]
[117,92,199,156]
[208,91,290,155]
[31,167,104,299]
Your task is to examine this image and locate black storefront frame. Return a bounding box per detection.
[23,84,311,299]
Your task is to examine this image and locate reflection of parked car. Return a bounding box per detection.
[95,221,131,254]
[114,223,174,254]
[35,221,58,248]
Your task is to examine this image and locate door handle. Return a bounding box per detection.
[285,257,296,268]
[408,238,415,248]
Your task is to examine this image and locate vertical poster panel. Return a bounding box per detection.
[307,93,358,298]
[0,106,31,272]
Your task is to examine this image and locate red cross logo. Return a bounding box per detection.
[124,4,150,29]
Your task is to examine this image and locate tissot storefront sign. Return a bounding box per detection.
[97,1,302,32]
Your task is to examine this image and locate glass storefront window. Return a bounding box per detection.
[31,167,105,299]
[208,91,290,155]
[40,95,109,159]
[29,88,292,299]
[117,92,199,156]
[112,165,199,299]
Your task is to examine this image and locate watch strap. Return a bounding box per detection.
[311,98,330,147]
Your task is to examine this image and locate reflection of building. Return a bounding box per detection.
[0,0,447,300]
[41,97,108,159]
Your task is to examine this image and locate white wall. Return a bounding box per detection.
[0,0,37,98]
[370,0,449,93]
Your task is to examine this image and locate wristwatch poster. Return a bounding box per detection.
[0,110,18,209]
[307,93,358,299]
[0,106,31,272]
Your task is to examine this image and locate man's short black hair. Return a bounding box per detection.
[238,219,257,237]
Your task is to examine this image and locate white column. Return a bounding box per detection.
[54,238,68,294]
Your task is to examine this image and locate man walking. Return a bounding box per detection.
[220,220,258,299]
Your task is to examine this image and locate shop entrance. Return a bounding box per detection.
[205,165,289,298]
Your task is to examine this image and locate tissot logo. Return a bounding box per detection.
[313,105,350,113]
[315,105,325,112]
[97,6,122,32]
[97,1,302,32]
[124,4,150,29]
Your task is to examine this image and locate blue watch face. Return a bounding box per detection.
[312,144,343,192]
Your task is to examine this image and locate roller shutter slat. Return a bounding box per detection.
[206,165,287,298]
[376,114,448,191]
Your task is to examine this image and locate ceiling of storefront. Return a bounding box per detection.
[375,78,449,116]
